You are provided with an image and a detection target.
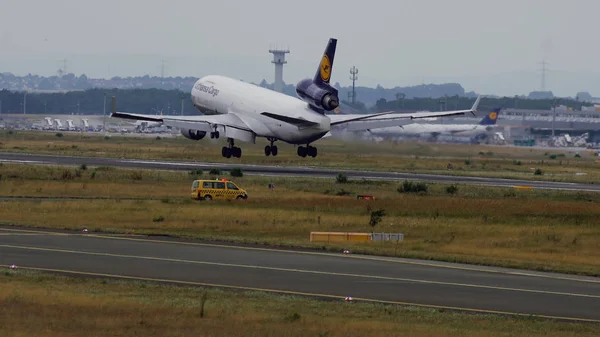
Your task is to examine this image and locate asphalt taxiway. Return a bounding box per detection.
[1,152,599,192]
[1,226,600,322]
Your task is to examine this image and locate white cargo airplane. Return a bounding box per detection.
[111,38,477,159]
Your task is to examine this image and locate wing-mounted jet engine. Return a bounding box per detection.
[181,128,206,140]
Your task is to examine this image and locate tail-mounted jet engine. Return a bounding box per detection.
[295,79,340,113]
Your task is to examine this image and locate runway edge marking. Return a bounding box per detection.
[1,264,599,324]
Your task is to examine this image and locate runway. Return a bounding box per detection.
[2,226,600,322]
[2,152,600,192]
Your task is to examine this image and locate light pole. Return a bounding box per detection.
[551,98,557,137]
[103,93,107,131]
[181,95,184,116]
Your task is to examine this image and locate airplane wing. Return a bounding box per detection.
[111,111,249,131]
[329,95,481,131]
[109,98,256,143]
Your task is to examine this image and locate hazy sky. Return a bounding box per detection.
[1,0,598,97]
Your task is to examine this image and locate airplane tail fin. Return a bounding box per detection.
[312,38,337,86]
[479,107,501,125]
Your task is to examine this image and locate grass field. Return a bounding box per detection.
[2,163,600,276]
[1,270,599,337]
[2,130,600,183]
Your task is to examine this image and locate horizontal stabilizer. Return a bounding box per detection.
[330,111,399,126]
[261,112,319,128]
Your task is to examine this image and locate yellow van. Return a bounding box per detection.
[191,179,248,200]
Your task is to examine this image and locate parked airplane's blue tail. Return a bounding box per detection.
[479,107,501,125]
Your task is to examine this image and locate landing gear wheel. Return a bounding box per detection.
[222,138,241,159]
[264,145,278,156]
[222,146,231,158]
[232,147,242,158]
[265,138,278,157]
[297,145,317,158]
[297,146,307,158]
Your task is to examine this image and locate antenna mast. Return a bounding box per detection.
[349,66,358,104]
[160,60,167,78]
[538,60,549,91]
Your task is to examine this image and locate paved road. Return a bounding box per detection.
[1,152,599,192]
[1,226,600,322]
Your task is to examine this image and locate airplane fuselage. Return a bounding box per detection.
[368,123,492,138]
[190,75,329,144]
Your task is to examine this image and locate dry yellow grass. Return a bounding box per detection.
[1,270,598,337]
[1,163,600,275]
[2,130,600,183]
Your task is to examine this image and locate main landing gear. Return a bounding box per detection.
[222,138,241,158]
[264,138,278,156]
[297,145,317,158]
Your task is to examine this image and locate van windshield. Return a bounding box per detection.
[192,181,199,189]
[227,182,238,190]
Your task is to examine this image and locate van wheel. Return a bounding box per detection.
[204,195,212,200]
[236,195,244,200]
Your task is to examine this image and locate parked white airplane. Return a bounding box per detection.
[111,38,475,159]
[364,107,501,141]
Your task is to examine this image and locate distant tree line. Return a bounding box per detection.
[0,88,592,116]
